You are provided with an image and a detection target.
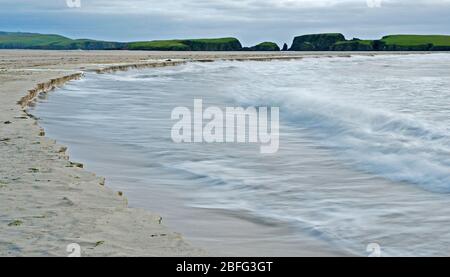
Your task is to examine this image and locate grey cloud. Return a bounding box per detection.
[0,0,448,46]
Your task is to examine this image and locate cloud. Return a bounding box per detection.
[0,0,449,46]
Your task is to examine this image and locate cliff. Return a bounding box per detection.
[377,35,450,51]
[289,33,346,51]
[0,32,125,50]
[2,31,450,52]
[331,40,374,51]
[127,38,243,51]
[331,35,450,51]
[0,32,242,51]
[246,42,280,51]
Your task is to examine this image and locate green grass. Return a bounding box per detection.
[334,40,373,46]
[187,38,238,44]
[127,37,242,51]
[0,32,124,50]
[52,39,125,50]
[257,42,279,47]
[127,40,190,51]
[301,33,344,37]
[0,32,71,49]
[331,39,375,51]
[381,35,450,46]
[0,32,241,51]
[332,35,450,51]
[251,42,280,51]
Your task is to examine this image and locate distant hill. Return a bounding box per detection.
[1,31,449,51]
[243,42,280,51]
[0,32,125,50]
[127,38,242,51]
[378,35,450,51]
[289,33,346,51]
[288,33,450,51]
[0,32,241,51]
[331,39,375,51]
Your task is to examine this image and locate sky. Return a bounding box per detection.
[0,0,449,46]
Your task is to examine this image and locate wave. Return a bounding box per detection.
[226,54,450,192]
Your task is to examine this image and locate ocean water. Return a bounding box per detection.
[33,54,450,256]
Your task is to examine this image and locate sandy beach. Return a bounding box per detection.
[0,50,410,257]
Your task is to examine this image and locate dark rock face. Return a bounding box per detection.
[248,42,280,51]
[372,40,385,51]
[66,40,126,50]
[430,45,450,51]
[379,43,433,51]
[183,39,242,51]
[331,41,374,51]
[282,43,288,51]
[289,33,346,51]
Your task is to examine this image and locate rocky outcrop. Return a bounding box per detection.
[289,33,346,51]
[378,43,433,51]
[247,42,280,51]
[183,38,243,51]
[282,43,289,51]
[331,40,374,51]
[430,45,450,51]
[63,40,126,50]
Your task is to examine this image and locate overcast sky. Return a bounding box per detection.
[0,0,449,46]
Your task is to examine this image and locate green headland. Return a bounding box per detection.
[1,31,449,51]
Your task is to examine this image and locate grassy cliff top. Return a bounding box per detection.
[2,31,450,51]
[381,35,450,46]
[0,32,72,47]
[250,42,280,51]
[0,32,124,50]
[334,40,373,45]
[184,37,240,43]
[299,33,345,37]
[127,38,241,51]
[0,32,240,51]
[255,42,279,46]
[127,40,190,51]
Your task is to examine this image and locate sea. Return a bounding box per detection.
[32,53,450,256]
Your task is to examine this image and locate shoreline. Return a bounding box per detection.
[0,50,422,256]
